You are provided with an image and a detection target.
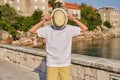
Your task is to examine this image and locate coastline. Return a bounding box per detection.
[73,27,120,42]
[0,26,120,47]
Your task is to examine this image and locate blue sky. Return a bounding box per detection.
[65,0,120,11]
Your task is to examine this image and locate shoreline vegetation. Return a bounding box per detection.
[73,26,120,42]
[0,25,120,48]
[0,4,120,48]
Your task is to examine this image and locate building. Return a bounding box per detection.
[0,0,81,19]
[48,1,81,19]
[99,6,120,28]
[65,2,80,19]
[0,0,48,16]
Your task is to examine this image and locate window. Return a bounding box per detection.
[72,11,78,17]
[17,6,20,11]
[34,6,38,10]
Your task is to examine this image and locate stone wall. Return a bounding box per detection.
[0,44,120,80]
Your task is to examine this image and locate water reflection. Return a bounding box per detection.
[72,38,120,60]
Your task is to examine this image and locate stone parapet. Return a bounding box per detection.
[0,44,120,80]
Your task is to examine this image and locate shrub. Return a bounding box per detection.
[103,21,112,28]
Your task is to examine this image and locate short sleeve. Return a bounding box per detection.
[37,26,47,38]
[70,25,81,37]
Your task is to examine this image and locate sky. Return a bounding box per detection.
[65,0,120,11]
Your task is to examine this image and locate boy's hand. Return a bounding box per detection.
[68,14,75,21]
[42,15,51,22]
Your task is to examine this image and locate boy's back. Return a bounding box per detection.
[37,25,80,67]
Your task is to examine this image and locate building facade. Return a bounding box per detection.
[0,0,81,19]
[0,0,48,16]
[99,6,120,28]
[65,2,81,19]
[48,1,81,19]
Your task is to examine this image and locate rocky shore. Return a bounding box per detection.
[0,25,120,48]
[73,26,120,42]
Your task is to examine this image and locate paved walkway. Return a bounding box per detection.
[0,58,39,80]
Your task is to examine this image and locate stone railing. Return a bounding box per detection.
[0,44,120,80]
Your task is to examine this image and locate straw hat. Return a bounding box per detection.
[51,8,68,29]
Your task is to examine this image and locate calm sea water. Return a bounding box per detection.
[72,38,120,60]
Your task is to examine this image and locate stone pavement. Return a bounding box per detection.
[0,58,39,80]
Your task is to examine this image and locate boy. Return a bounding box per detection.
[29,8,88,80]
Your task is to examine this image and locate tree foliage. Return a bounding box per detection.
[0,4,18,37]
[0,4,43,37]
[103,21,112,28]
[31,9,43,24]
[15,9,43,32]
[80,3,102,31]
[49,0,63,9]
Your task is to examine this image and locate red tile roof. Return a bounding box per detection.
[48,2,98,11]
[93,8,98,11]
[65,2,80,10]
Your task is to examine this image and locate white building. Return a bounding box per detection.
[0,0,48,16]
[99,6,120,28]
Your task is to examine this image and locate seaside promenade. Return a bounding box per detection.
[0,58,39,80]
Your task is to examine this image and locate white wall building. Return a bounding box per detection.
[99,6,120,28]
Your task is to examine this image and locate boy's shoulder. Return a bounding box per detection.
[42,25,51,29]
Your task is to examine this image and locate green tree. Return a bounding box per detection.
[15,9,43,32]
[15,16,33,32]
[0,4,18,25]
[49,0,63,9]
[0,4,18,37]
[80,3,102,31]
[31,9,43,24]
[0,4,43,37]
[0,19,17,37]
[0,11,1,19]
[103,21,112,28]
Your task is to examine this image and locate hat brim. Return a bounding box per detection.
[51,8,68,29]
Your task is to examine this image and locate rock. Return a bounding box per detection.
[16,30,26,39]
[12,32,44,48]
[0,30,13,44]
[73,26,120,42]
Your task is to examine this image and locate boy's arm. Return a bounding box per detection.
[29,16,51,34]
[68,15,88,32]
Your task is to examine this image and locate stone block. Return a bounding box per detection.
[15,52,24,64]
[77,66,85,79]
[72,76,84,80]
[85,67,97,77]
[22,53,31,67]
[9,50,17,62]
[0,50,3,57]
[2,49,11,60]
[85,75,96,80]
[110,73,120,80]
[0,48,2,57]
[71,65,78,76]
[71,64,85,79]
[29,55,44,69]
[1,49,8,58]
[97,70,110,80]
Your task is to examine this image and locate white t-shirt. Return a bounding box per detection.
[37,25,80,67]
